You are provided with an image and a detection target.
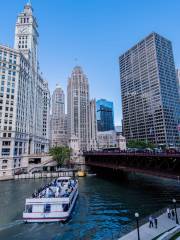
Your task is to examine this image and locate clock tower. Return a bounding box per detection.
[14,2,39,69]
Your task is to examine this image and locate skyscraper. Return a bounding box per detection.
[0,3,50,177]
[50,85,67,147]
[42,80,51,143]
[89,99,97,150]
[52,85,65,118]
[119,32,180,147]
[67,66,90,151]
[96,99,114,132]
[176,69,180,98]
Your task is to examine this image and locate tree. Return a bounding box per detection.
[127,140,155,149]
[49,146,71,167]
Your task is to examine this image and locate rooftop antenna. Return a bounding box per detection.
[27,0,32,6]
[74,57,78,66]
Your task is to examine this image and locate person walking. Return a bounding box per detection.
[167,208,171,218]
[154,218,158,228]
[171,209,175,220]
[149,216,153,228]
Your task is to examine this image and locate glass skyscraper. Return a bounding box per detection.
[119,32,180,147]
[96,99,114,132]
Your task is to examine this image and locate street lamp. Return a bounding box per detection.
[172,198,179,224]
[135,212,140,240]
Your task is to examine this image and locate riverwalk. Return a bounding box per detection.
[119,208,180,240]
[0,171,74,181]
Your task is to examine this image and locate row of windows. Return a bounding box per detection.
[0,51,17,59]
[20,18,29,24]
[1,71,16,78]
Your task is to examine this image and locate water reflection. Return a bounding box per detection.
[0,174,180,239]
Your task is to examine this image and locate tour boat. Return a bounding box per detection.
[23,177,78,223]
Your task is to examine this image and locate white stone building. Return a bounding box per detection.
[116,134,126,150]
[67,66,90,151]
[0,3,50,177]
[97,131,117,149]
[50,85,68,147]
[97,130,126,150]
[52,84,65,118]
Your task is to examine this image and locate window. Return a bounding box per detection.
[25,205,32,213]
[14,148,18,156]
[62,204,69,212]
[2,141,11,146]
[44,204,51,213]
[1,148,10,156]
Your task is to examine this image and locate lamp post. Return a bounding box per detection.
[172,199,179,224]
[135,212,140,240]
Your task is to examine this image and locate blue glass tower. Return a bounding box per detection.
[96,99,115,131]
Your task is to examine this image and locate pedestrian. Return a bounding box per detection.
[167,208,171,218]
[171,209,175,220]
[149,216,153,228]
[154,218,158,228]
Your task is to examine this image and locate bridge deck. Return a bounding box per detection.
[85,151,180,179]
[119,209,180,240]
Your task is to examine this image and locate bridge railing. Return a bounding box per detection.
[84,151,180,158]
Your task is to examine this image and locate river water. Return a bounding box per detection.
[0,174,180,240]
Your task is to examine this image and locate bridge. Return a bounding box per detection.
[84,151,180,179]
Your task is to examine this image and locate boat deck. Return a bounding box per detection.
[31,177,77,199]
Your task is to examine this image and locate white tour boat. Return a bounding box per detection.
[23,177,78,223]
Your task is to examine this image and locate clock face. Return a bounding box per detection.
[18,27,28,34]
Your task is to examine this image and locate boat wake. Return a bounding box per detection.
[0,220,23,232]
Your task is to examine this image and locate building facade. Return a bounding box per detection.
[176,69,180,98]
[42,80,51,143]
[89,99,97,150]
[119,32,180,147]
[97,130,117,149]
[67,66,90,151]
[0,3,50,177]
[52,84,65,118]
[96,99,114,132]
[97,130,126,150]
[50,85,68,147]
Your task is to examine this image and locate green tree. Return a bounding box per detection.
[49,146,71,167]
[127,140,155,149]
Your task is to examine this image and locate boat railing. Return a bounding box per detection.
[30,179,78,199]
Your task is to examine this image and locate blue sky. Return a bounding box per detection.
[0,0,180,125]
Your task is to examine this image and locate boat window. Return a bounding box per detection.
[62,204,69,212]
[44,204,51,213]
[25,205,32,213]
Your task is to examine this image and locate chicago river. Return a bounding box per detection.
[0,175,180,240]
